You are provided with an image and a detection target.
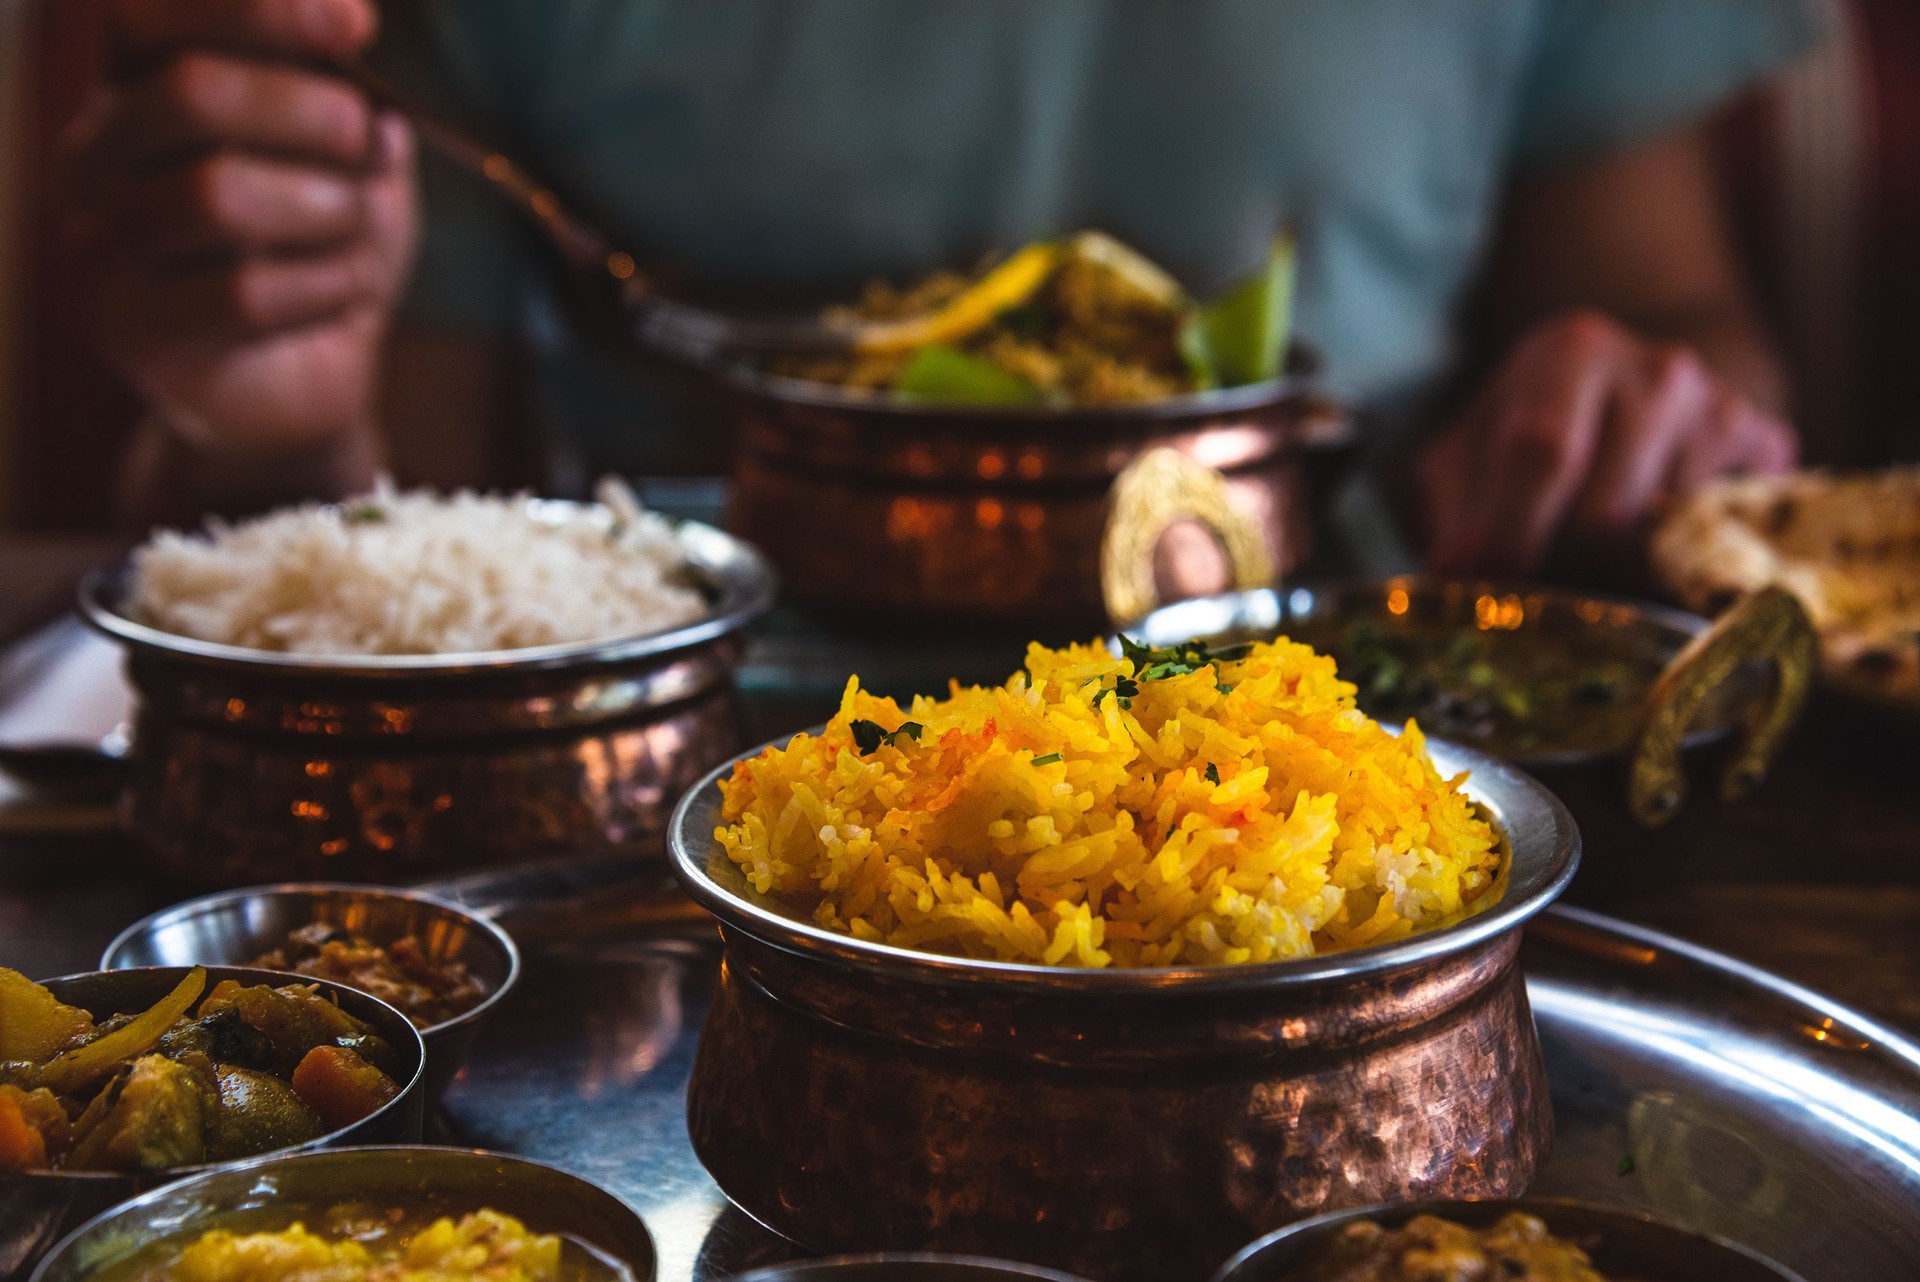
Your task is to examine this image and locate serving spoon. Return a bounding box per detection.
[344,63,1041,366]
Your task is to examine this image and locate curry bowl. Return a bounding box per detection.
[719,349,1350,629]
[1210,1197,1806,1282]
[100,883,520,1105]
[667,730,1579,1282]
[78,506,775,886]
[1129,579,1745,771]
[29,1145,658,1282]
[0,966,425,1279]
[732,1257,1092,1282]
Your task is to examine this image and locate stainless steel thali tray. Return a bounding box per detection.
[432,872,1920,1282]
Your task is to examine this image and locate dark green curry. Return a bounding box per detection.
[1296,617,1666,760]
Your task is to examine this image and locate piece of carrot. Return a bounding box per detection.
[0,1092,48,1171]
[289,1045,399,1132]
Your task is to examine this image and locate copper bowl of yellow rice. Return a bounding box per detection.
[668,636,1579,1282]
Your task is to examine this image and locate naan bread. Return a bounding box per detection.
[1652,468,1920,702]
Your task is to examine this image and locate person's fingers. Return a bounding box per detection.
[1660,386,1789,497]
[100,245,387,347]
[110,0,377,67]
[104,55,374,170]
[1569,341,1712,538]
[1433,311,1619,574]
[129,152,368,259]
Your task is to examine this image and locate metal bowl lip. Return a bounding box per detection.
[7,965,427,1187]
[730,1253,1092,1282]
[667,725,1579,993]
[77,505,776,678]
[1208,1196,1808,1282]
[717,345,1329,426]
[1130,577,1727,769]
[97,881,522,1043]
[28,1143,658,1282]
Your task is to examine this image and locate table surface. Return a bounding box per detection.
[2,532,1917,1040]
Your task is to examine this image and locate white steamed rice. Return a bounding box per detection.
[128,478,708,656]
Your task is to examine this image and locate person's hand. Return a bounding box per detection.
[64,0,418,453]
[1418,309,1796,578]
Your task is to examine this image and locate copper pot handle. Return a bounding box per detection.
[1101,448,1275,626]
[1627,585,1817,827]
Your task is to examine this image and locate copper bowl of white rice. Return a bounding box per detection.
[80,482,774,886]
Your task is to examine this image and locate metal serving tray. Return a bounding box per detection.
[435,872,1920,1282]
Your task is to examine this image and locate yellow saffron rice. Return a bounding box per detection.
[715,638,1502,968]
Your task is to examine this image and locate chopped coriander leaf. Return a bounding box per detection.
[1118,635,1254,682]
[849,719,922,754]
[1617,1153,1636,1176]
[1031,752,1063,766]
[1204,763,1220,785]
[344,505,385,524]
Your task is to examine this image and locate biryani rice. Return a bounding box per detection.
[129,478,706,656]
[715,638,1503,968]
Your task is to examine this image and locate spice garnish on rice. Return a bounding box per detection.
[715,637,1503,968]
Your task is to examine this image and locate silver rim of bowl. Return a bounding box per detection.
[27,1144,657,1282]
[15,966,427,1186]
[77,506,775,677]
[730,1253,1092,1282]
[666,726,1580,993]
[1208,1196,1810,1282]
[98,882,522,1043]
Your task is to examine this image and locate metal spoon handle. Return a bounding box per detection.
[344,64,622,278]
[342,63,852,363]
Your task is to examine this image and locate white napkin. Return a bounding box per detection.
[0,616,133,752]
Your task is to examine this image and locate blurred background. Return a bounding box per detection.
[0,0,1915,531]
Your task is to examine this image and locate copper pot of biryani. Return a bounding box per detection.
[718,232,1350,628]
[668,635,1580,1282]
[1129,578,1816,906]
[80,482,774,887]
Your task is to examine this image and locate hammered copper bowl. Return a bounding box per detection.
[1210,1197,1807,1282]
[100,883,520,1104]
[721,352,1348,629]
[79,508,774,887]
[29,1146,657,1282]
[668,733,1580,1282]
[0,966,426,1280]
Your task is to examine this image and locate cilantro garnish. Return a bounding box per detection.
[1204,763,1220,785]
[1031,752,1063,766]
[1617,1153,1636,1176]
[344,505,385,525]
[1118,635,1254,682]
[1092,675,1141,710]
[850,720,922,754]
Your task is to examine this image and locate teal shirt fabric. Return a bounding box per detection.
[382,0,1821,471]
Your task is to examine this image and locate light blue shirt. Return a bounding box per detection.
[383,0,1820,470]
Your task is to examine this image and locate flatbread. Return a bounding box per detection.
[1651,467,1920,703]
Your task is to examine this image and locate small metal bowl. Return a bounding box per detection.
[733,1256,1091,1282]
[721,349,1350,629]
[79,504,775,886]
[669,731,1579,1282]
[29,1145,658,1282]
[1130,579,1739,771]
[0,966,425,1279]
[100,883,520,1104]
[1211,1197,1806,1282]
